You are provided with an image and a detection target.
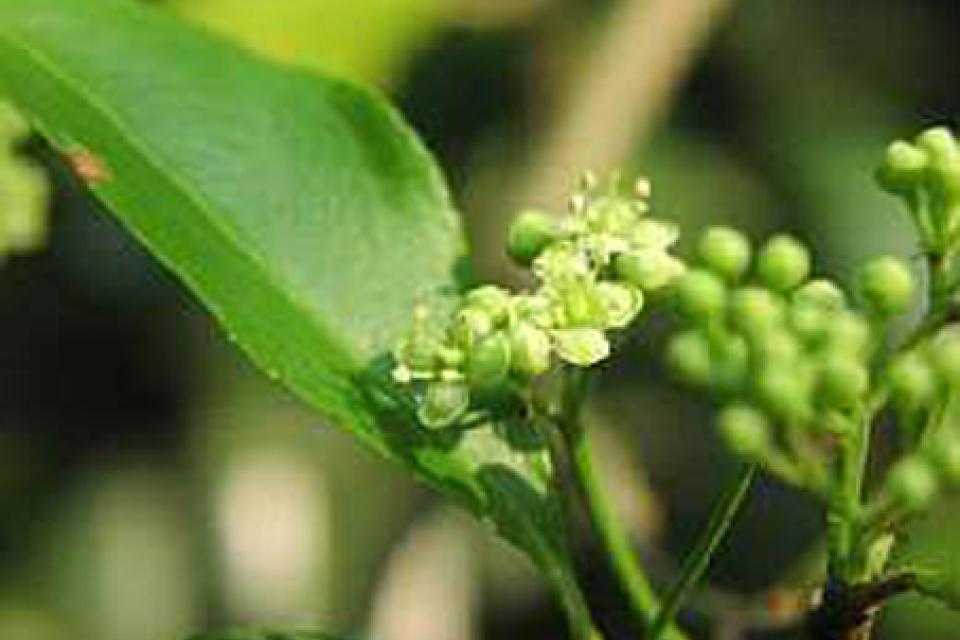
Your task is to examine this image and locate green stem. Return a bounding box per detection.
[901,251,955,351]
[648,463,756,640]
[827,411,872,583]
[556,369,687,639]
[929,251,954,314]
[531,394,606,640]
[569,426,661,623]
[547,558,606,640]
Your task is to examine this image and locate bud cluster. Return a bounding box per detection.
[392,175,685,428]
[0,101,47,257]
[878,126,960,255]
[878,328,960,511]
[666,227,922,487]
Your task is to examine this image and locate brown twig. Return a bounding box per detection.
[806,573,918,640]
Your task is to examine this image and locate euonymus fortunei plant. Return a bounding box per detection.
[2,1,960,639]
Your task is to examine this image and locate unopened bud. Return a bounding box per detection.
[697,226,751,282]
[886,456,939,512]
[507,210,558,265]
[675,269,727,323]
[857,256,916,317]
[467,332,512,388]
[717,403,770,457]
[757,235,811,292]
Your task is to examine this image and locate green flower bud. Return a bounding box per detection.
[793,279,847,311]
[665,330,712,387]
[756,364,812,423]
[418,380,470,429]
[876,140,927,195]
[466,286,513,325]
[756,235,811,292]
[2,168,46,253]
[888,352,938,412]
[729,287,786,337]
[613,250,685,291]
[749,327,801,367]
[886,456,939,512]
[710,333,749,393]
[551,327,610,367]
[697,226,751,282]
[717,403,770,458]
[509,323,552,377]
[507,210,557,265]
[857,256,916,317]
[822,312,873,358]
[789,302,831,343]
[818,356,870,410]
[467,331,512,388]
[918,127,960,204]
[929,331,960,387]
[674,269,727,323]
[927,432,960,485]
[917,127,960,168]
[935,159,960,204]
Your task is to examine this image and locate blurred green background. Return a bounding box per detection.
[3,0,960,638]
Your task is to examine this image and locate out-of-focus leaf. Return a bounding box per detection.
[168,0,445,85]
[886,498,960,635]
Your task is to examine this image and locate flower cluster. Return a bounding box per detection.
[392,175,685,428]
[665,226,920,489]
[0,101,47,257]
[878,126,960,255]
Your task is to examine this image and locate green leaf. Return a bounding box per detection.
[0,0,581,613]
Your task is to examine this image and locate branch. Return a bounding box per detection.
[806,573,918,640]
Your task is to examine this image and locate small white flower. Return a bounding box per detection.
[632,219,680,249]
[596,281,644,328]
[551,327,611,366]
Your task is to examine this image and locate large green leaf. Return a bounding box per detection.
[0,0,578,609]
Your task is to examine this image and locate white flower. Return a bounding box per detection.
[551,327,611,366]
[596,281,644,328]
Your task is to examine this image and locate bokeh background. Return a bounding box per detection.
[3,0,960,638]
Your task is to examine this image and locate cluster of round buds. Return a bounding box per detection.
[665,228,918,487]
[877,126,960,254]
[393,174,686,429]
[885,329,960,421]
[0,102,47,257]
[884,431,960,515]
[879,329,960,512]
